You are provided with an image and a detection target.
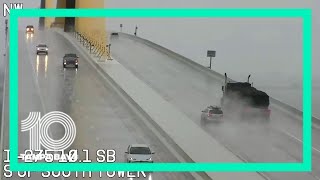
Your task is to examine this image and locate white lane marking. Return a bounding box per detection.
[271,104,320,130]
[25,34,65,180]
[282,130,320,154]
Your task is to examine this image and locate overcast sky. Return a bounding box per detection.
[105,0,319,85]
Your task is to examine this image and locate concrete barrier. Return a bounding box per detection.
[57,29,266,180]
[117,32,320,127]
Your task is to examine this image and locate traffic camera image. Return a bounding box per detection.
[0,0,319,180]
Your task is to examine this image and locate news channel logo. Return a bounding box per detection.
[21,111,76,151]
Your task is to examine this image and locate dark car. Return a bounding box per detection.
[63,54,79,68]
[26,25,34,34]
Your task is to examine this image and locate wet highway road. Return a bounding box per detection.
[0,31,195,180]
[110,34,320,180]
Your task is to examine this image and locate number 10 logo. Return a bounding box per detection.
[21,111,76,151]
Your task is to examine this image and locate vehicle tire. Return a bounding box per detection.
[36,52,39,55]
[63,65,66,68]
[75,65,78,68]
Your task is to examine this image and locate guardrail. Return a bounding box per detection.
[115,32,320,126]
[73,30,112,61]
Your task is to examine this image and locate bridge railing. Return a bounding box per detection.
[73,30,112,61]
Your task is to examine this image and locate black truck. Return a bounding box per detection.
[221,73,270,120]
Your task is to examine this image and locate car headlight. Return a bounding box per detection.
[27,28,29,31]
[147,157,152,161]
[129,158,133,160]
[37,48,40,50]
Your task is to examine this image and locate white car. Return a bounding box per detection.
[201,106,223,122]
[125,144,154,163]
[36,44,48,55]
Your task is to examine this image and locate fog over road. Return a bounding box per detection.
[111,34,320,180]
[106,0,320,117]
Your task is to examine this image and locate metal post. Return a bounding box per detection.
[207,50,216,69]
[5,19,8,49]
[107,44,113,60]
[134,26,138,36]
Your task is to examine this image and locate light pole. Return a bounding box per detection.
[207,50,216,69]
[134,26,138,36]
[107,44,112,60]
[5,19,8,50]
